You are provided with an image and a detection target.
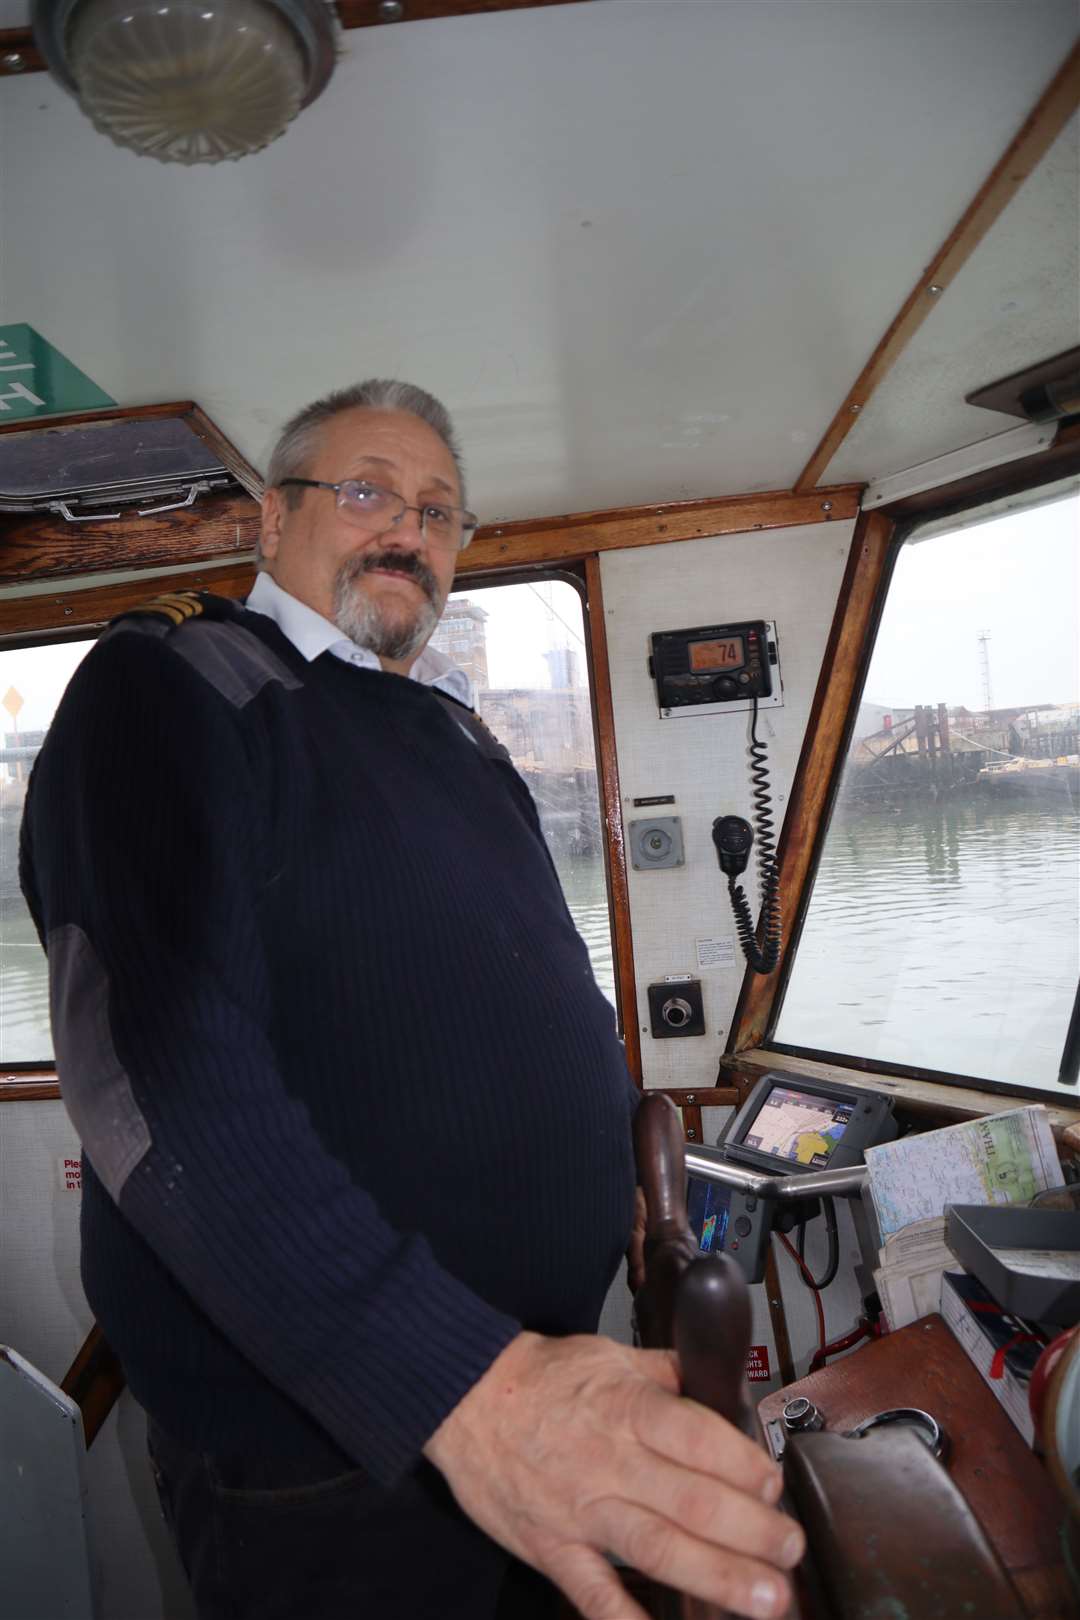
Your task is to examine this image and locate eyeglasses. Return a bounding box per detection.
[277,478,478,551]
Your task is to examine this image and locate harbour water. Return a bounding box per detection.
[775,797,1079,1093]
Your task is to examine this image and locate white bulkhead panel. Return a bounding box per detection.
[601,519,853,1090]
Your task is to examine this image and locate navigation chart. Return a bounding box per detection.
[864,1106,1061,1241]
[745,1086,853,1168]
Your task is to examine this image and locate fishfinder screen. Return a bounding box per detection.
[742,1085,855,1170]
[686,1177,731,1255]
[688,636,745,672]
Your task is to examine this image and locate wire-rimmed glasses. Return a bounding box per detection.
[278,478,478,551]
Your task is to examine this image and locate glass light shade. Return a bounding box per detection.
[66,0,308,164]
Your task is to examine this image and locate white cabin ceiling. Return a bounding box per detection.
[1,0,1077,521]
[822,110,1080,487]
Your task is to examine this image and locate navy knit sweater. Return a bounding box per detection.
[20,594,638,1485]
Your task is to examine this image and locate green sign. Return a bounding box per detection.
[0,324,115,420]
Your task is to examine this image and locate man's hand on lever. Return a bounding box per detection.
[424,1331,804,1620]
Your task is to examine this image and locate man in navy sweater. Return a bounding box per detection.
[20,380,802,1620]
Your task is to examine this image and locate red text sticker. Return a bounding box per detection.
[745,1344,771,1383]
[59,1157,82,1193]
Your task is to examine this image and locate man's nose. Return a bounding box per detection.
[383,506,426,549]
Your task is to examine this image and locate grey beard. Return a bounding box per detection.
[332,558,439,664]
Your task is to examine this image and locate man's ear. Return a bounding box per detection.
[260,486,285,562]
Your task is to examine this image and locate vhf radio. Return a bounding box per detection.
[648,620,775,713]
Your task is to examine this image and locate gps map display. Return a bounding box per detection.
[746,1085,854,1169]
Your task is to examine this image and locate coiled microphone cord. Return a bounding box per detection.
[728,699,782,975]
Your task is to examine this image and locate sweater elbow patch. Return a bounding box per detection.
[48,924,151,1201]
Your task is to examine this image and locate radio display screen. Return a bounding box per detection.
[689,635,745,672]
[742,1085,855,1170]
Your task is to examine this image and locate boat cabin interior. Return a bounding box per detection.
[0,2,1079,1616]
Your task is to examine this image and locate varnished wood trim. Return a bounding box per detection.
[585,555,640,1086]
[0,27,44,72]
[679,1103,703,1145]
[60,1325,126,1450]
[0,2,589,75]
[0,485,857,635]
[0,399,195,435]
[461,488,860,574]
[763,1244,796,1389]
[794,41,1080,491]
[0,561,255,638]
[727,509,896,1054]
[178,403,263,499]
[720,1048,1080,1139]
[647,1087,739,1108]
[336,0,583,23]
[0,1074,60,1101]
[0,492,259,588]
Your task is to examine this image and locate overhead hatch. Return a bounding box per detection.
[0,414,250,523]
[0,404,262,590]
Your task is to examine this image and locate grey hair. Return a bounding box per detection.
[258,380,465,567]
[266,376,463,504]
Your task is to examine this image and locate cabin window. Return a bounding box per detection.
[433,577,617,1013]
[0,636,95,1064]
[774,486,1079,1096]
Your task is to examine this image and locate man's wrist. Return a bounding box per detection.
[422,1329,537,1474]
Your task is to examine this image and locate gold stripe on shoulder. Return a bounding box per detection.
[124,590,205,627]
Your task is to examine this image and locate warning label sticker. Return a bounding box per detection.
[745,1344,771,1383]
[696,936,736,969]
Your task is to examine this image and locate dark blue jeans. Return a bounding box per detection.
[147,1422,559,1620]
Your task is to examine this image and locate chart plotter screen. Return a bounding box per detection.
[743,1085,855,1169]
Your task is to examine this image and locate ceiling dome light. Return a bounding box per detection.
[33,0,337,163]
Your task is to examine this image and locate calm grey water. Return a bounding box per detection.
[775,797,1080,1092]
[4,802,1075,1091]
[0,912,53,1064]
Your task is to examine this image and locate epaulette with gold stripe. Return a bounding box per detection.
[112,589,237,629]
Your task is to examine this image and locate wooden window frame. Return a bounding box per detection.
[724,430,1080,1141]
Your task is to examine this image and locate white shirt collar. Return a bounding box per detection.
[245,571,474,705]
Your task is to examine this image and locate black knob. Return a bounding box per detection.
[714,676,737,699]
[662,996,692,1027]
